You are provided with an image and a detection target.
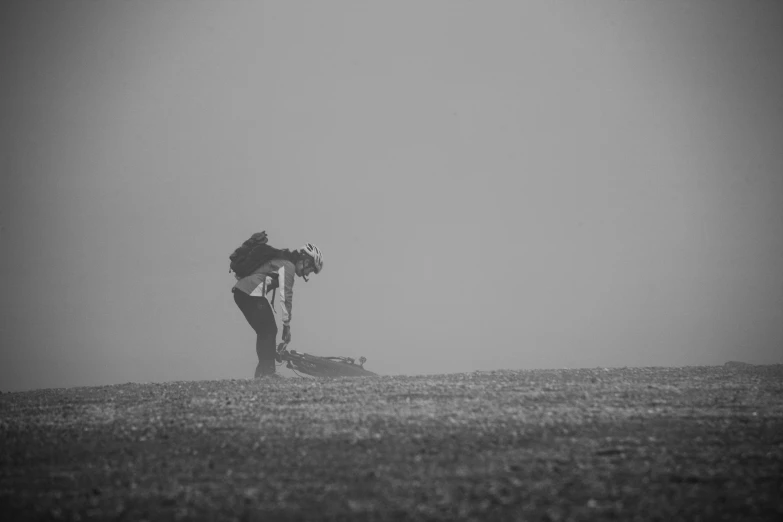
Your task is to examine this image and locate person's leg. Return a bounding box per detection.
[253,299,278,377]
[233,290,278,378]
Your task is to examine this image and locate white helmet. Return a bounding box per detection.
[300,243,324,274]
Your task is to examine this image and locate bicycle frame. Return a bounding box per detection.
[275,343,377,378]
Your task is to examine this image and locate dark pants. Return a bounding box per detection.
[233,289,278,378]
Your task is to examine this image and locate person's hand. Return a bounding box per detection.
[282,324,291,343]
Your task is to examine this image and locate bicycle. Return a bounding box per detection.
[275,342,378,378]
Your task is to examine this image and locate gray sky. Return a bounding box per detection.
[1,1,781,391]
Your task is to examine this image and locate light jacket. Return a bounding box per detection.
[233,258,296,325]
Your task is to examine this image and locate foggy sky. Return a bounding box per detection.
[1,0,781,391]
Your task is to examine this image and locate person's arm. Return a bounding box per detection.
[278,261,295,343]
[278,261,296,327]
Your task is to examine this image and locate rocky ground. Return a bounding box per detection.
[1,364,782,521]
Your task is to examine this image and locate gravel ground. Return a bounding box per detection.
[1,364,782,521]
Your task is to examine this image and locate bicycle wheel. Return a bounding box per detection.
[287,351,377,377]
[283,352,329,377]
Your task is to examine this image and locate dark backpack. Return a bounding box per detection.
[229,231,279,278]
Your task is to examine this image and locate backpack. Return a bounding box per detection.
[229,231,279,278]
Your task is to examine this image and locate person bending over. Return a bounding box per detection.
[232,243,324,378]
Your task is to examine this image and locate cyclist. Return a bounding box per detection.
[231,243,324,379]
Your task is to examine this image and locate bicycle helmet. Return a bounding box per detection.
[300,243,324,274]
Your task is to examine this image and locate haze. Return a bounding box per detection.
[1,1,781,391]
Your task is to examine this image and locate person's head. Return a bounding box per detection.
[294,243,323,281]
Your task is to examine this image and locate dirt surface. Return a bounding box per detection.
[2,365,782,521]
